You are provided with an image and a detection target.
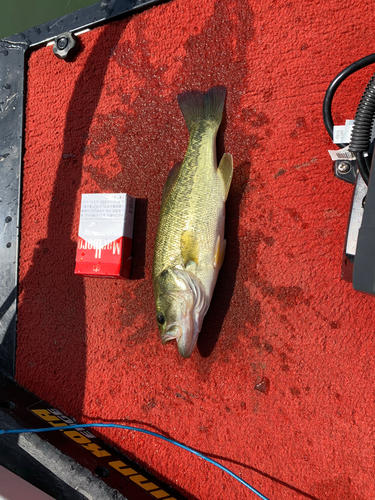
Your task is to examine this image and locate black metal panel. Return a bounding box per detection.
[5,0,167,48]
[0,410,90,500]
[0,373,184,500]
[0,41,27,378]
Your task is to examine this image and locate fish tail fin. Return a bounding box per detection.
[177,86,226,133]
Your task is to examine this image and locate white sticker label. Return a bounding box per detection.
[333,120,354,144]
[328,145,356,161]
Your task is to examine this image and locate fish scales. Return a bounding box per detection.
[152,87,233,357]
[154,122,220,276]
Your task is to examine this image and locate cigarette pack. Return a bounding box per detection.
[74,193,135,279]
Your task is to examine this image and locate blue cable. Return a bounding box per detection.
[0,423,270,500]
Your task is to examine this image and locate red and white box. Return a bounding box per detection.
[74,193,135,279]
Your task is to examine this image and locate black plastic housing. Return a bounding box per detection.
[353,153,375,293]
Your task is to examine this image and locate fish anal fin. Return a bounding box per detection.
[181,230,200,266]
[214,236,226,270]
[218,153,233,201]
[162,161,182,203]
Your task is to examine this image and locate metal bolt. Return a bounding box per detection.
[57,37,68,50]
[53,32,79,61]
[337,162,351,174]
[6,242,11,248]
[5,216,12,223]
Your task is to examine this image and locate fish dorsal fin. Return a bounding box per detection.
[218,153,233,201]
[161,161,182,204]
[213,236,226,270]
[180,230,200,266]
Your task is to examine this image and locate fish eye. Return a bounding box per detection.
[156,313,165,325]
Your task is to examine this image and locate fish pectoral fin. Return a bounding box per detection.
[180,230,199,266]
[214,236,226,270]
[161,161,182,203]
[185,260,198,273]
[218,153,233,201]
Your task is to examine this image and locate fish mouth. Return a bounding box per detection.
[161,325,197,357]
[176,334,197,358]
[177,343,194,358]
[161,334,178,345]
[161,325,182,345]
[176,324,200,358]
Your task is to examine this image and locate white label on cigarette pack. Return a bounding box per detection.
[78,193,134,249]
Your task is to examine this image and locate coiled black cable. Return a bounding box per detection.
[323,53,375,185]
[348,74,375,185]
[350,74,375,152]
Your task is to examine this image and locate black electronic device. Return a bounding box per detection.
[323,53,375,294]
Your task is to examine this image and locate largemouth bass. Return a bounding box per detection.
[152,86,233,358]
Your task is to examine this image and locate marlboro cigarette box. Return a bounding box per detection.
[74,193,135,279]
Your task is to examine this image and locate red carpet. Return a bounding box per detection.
[16,1,375,498]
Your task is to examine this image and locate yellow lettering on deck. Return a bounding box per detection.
[63,430,91,444]
[109,460,137,476]
[129,474,158,491]
[30,416,175,499]
[31,409,112,460]
[109,461,173,497]
[82,443,111,457]
[31,409,66,426]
